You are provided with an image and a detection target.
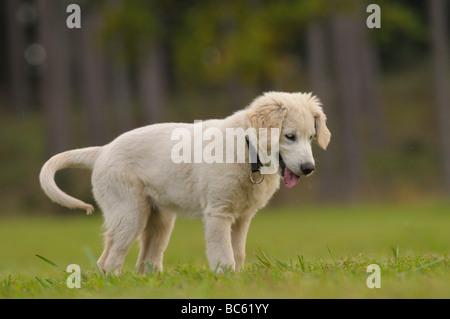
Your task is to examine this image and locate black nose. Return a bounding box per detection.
[301,162,315,175]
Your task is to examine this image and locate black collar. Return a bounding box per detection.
[245,138,285,174]
[245,137,262,173]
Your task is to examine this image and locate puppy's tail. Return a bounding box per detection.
[39,147,102,215]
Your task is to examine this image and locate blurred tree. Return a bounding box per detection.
[429,0,450,193]
[100,0,174,125]
[108,0,134,134]
[110,51,134,134]
[79,7,111,145]
[307,20,337,201]
[359,26,386,151]
[6,0,31,113]
[374,0,427,70]
[138,42,168,124]
[330,7,365,199]
[325,1,391,198]
[37,0,70,155]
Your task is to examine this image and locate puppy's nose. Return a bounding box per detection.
[301,162,315,175]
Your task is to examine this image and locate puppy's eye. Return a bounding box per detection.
[285,134,296,141]
[309,135,314,141]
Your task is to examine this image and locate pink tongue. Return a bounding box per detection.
[284,167,300,188]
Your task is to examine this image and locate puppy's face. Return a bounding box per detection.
[278,93,330,188]
[247,92,330,188]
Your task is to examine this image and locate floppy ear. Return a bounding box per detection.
[313,110,331,150]
[248,101,287,150]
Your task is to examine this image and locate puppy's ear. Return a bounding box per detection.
[313,110,331,150]
[248,101,287,149]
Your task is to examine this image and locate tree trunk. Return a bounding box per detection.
[110,58,134,134]
[79,9,110,145]
[6,0,31,113]
[429,0,450,193]
[108,0,134,134]
[358,28,386,150]
[138,44,168,125]
[226,74,247,113]
[37,0,71,155]
[306,21,337,201]
[330,11,365,199]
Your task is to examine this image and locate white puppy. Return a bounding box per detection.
[40,92,330,274]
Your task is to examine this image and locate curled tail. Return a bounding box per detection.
[39,147,102,214]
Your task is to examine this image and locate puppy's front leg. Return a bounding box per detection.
[203,214,235,272]
[231,214,253,272]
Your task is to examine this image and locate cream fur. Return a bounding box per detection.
[39,91,330,274]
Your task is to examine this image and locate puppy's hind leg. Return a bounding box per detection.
[136,210,176,274]
[95,185,150,275]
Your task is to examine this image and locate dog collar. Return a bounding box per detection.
[245,137,264,184]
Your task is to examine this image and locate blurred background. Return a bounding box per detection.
[0,0,449,216]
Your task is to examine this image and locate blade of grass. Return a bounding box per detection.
[297,255,306,272]
[45,278,55,285]
[256,247,272,270]
[390,245,400,258]
[275,259,289,271]
[214,261,221,274]
[35,276,48,288]
[415,259,442,271]
[83,246,100,274]
[325,243,338,267]
[35,254,66,273]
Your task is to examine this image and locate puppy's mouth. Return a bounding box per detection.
[279,154,300,189]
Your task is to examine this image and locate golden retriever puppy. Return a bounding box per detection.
[39,92,330,274]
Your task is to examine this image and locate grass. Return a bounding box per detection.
[0,201,449,298]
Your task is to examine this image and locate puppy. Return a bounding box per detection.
[40,92,330,274]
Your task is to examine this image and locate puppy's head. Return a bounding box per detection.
[246,92,331,188]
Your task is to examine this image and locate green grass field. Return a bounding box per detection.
[0,201,449,298]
